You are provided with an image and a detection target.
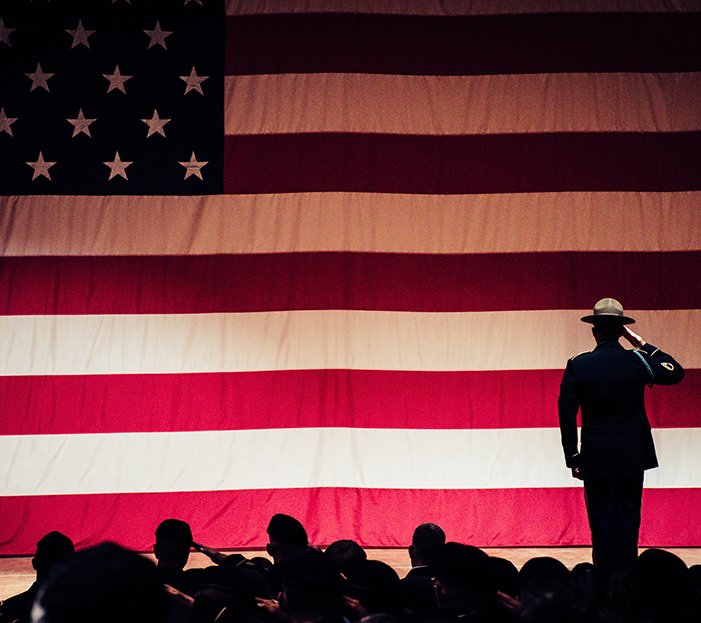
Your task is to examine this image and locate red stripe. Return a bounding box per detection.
[3,252,700,315]
[225,13,701,75]
[223,133,701,195]
[2,487,698,555]
[1,368,696,436]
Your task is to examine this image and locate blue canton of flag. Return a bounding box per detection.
[0,0,223,195]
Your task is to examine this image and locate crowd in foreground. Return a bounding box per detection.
[1,515,700,623]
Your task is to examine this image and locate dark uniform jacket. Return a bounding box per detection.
[558,341,684,479]
[0,583,38,623]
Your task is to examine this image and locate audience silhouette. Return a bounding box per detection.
[154,519,202,598]
[1,519,698,623]
[31,542,168,623]
[405,524,445,580]
[0,531,74,623]
[324,540,367,574]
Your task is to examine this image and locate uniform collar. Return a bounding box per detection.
[594,339,622,350]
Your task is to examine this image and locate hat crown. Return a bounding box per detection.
[593,298,624,316]
[581,298,635,324]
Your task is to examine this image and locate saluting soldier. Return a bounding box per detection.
[558,298,685,577]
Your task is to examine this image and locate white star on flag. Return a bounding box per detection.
[179,151,208,180]
[0,17,17,47]
[103,65,131,94]
[0,108,18,136]
[103,152,133,180]
[67,109,96,137]
[144,21,172,50]
[26,152,56,180]
[25,63,54,92]
[180,67,208,95]
[66,20,95,49]
[141,109,171,138]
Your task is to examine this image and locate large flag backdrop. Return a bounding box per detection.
[1,0,700,555]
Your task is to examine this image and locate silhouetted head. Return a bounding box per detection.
[32,531,75,577]
[154,519,193,570]
[629,549,690,623]
[519,558,575,623]
[431,543,496,615]
[324,539,367,573]
[266,514,309,564]
[409,523,445,568]
[345,559,403,616]
[489,557,519,598]
[32,542,168,623]
[280,549,344,623]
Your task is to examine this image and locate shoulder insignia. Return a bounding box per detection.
[570,351,590,361]
[661,362,675,371]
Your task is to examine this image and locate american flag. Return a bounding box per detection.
[1,0,700,554]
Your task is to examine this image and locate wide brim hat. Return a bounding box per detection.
[581,298,635,325]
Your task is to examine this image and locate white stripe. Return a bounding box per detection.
[2,192,699,256]
[226,0,701,16]
[225,73,701,135]
[1,309,698,376]
[2,427,699,496]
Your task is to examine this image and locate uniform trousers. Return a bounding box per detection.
[584,471,644,577]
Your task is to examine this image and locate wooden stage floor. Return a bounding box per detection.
[3,547,701,601]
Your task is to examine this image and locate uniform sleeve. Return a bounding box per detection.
[558,360,580,460]
[639,343,685,386]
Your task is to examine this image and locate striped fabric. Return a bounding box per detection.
[1,0,700,554]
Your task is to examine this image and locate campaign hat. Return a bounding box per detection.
[581,298,635,325]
